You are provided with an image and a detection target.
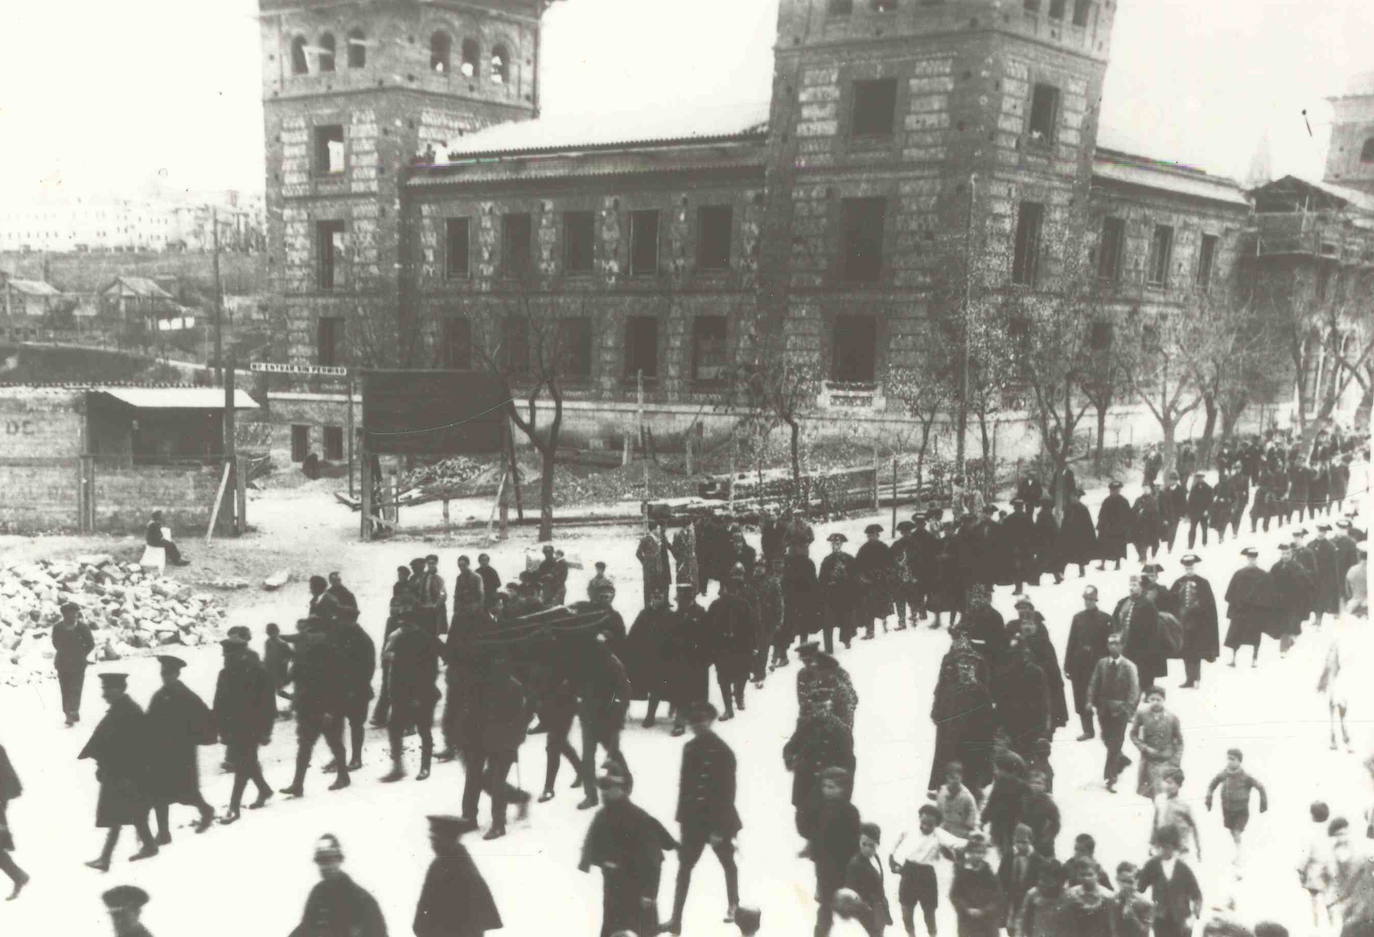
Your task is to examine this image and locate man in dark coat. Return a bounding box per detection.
[1112,576,1165,691]
[962,585,1008,664]
[1270,544,1314,656]
[576,639,634,810]
[102,885,154,937]
[379,611,443,783]
[854,524,896,637]
[1287,461,1308,525]
[1132,483,1163,562]
[80,673,157,870]
[1060,489,1098,577]
[579,771,678,937]
[994,645,1051,758]
[145,656,215,843]
[1228,469,1251,537]
[1186,472,1214,549]
[1169,555,1219,689]
[889,521,921,630]
[415,815,501,937]
[1161,472,1187,553]
[1004,500,1036,595]
[0,742,27,899]
[662,585,711,736]
[1223,547,1273,667]
[332,614,376,772]
[461,655,532,839]
[637,521,672,607]
[451,555,485,639]
[1034,498,1065,585]
[753,558,785,681]
[782,541,819,660]
[212,636,276,824]
[707,572,758,720]
[626,593,676,727]
[818,533,859,652]
[475,554,501,608]
[1064,586,1111,741]
[279,619,351,796]
[1293,528,1321,624]
[784,700,856,823]
[52,601,95,727]
[663,702,742,935]
[1096,481,1133,571]
[1012,600,1068,731]
[289,835,388,937]
[1311,523,1343,629]
[928,629,996,792]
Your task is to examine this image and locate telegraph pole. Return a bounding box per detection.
[211,206,224,386]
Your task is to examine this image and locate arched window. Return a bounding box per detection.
[318,33,336,73]
[430,31,452,73]
[290,35,309,75]
[490,44,510,84]
[1361,137,1374,163]
[346,29,366,68]
[461,38,480,78]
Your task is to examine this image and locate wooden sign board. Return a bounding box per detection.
[361,369,507,455]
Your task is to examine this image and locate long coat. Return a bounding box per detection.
[818,551,859,635]
[1169,574,1219,663]
[994,654,1051,752]
[145,679,215,806]
[662,604,712,706]
[579,800,678,937]
[1059,502,1098,565]
[622,605,676,700]
[1096,494,1133,561]
[677,731,741,837]
[1312,538,1343,615]
[1224,566,1276,648]
[1063,608,1111,688]
[288,873,388,937]
[854,539,897,620]
[1112,596,1166,682]
[929,644,996,790]
[387,627,443,710]
[782,554,819,639]
[1270,557,1314,638]
[78,695,151,828]
[927,538,964,613]
[1034,506,1064,577]
[706,592,758,683]
[783,711,855,807]
[414,848,502,937]
[213,650,276,746]
[1132,493,1162,550]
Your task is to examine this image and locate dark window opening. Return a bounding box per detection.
[431,32,451,73]
[691,316,728,382]
[442,317,471,369]
[1360,139,1374,163]
[1072,0,1092,25]
[290,35,309,75]
[1197,233,1218,285]
[314,125,345,175]
[696,206,732,270]
[840,196,886,282]
[829,0,854,13]
[316,220,345,290]
[1089,320,1113,351]
[291,425,309,462]
[501,213,532,278]
[1097,216,1125,282]
[445,218,470,279]
[461,38,480,78]
[629,209,660,276]
[322,426,344,461]
[491,44,510,84]
[1147,224,1174,287]
[831,315,877,383]
[625,316,658,379]
[563,211,595,274]
[557,317,592,379]
[1028,83,1060,146]
[851,78,898,138]
[347,29,366,68]
[503,316,530,376]
[317,316,343,367]
[1142,322,1161,354]
[1048,0,1066,18]
[1012,201,1044,286]
[318,33,336,72]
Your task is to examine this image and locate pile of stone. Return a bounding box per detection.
[0,555,225,684]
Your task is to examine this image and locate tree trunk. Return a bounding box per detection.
[1198,397,1218,465]
[1161,418,1176,480]
[916,418,934,489]
[789,419,803,509]
[1357,381,1373,434]
[538,444,555,542]
[1094,404,1107,470]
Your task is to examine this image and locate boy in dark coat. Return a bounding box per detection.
[951,832,1003,937]
[1020,770,1060,859]
[380,612,444,783]
[707,574,759,720]
[845,822,893,937]
[801,766,862,937]
[983,751,1029,858]
[0,741,28,899]
[414,815,502,937]
[579,772,678,937]
[145,655,216,843]
[664,702,741,935]
[212,636,276,824]
[998,824,1046,930]
[80,673,157,871]
[786,700,857,833]
[289,835,387,937]
[819,533,859,653]
[1136,825,1202,937]
[855,524,897,637]
[461,655,533,840]
[263,622,294,718]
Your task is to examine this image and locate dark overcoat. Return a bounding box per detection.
[78,695,151,828]
[414,848,502,937]
[145,680,215,806]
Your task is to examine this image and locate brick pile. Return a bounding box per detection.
[0,555,225,685]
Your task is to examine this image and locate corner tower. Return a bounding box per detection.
[258,0,548,366]
[761,0,1118,385]
[1325,72,1374,196]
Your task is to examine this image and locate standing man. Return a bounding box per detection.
[890,521,920,631]
[80,673,158,870]
[576,637,634,810]
[331,609,375,774]
[1060,489,1098,578]
[52,600,95,727]
[663,701,742,935]
[413,815,503,937]
[1096,481,1133,572]
[1223,547,1273,667]
[212,636,276,824]
[419,556,447,637]
[1087,633,1140,793]
[1311,524,1342,631]
[638,520,672,607]
[1186,472,1214,549]
[287,835,388,937]
[379,611,443,783]
[664,584,711,737]
[1132,484,1163,563]
[1160,472,1187,553]
[708,572,758,721]
[1113,575,1165,692]
[1271,542,1314,657]
[279,620,351,796]
[475,554,501,608]
[1004,500,1036,596]
[1170,555,1219,690]
[854,524,896,638]
[145,655,216,843]
[782,541,819,662]
[1064,586,1111,742]
[451,555,485,640]
[325,572,360,624]
[818,533,858,653]
[461,655,532,840]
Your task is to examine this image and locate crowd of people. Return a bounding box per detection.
[0,427,1370,937]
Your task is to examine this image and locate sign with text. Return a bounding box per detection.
[250,361,350,377]
[361,369,507,455]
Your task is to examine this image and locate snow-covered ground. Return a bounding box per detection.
[0,471,1370,936]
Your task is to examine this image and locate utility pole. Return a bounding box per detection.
[955,173,977,482]
[211,206,224,386]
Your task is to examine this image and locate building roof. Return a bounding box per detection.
[1251,174,1374,214]
[102,276,173,299]
[94,387,259,410]
[1093,149,1249,207]
[4,278,61,297]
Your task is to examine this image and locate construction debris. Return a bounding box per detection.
[0,555,226,686]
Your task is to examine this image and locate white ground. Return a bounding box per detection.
[0,469,1371,936]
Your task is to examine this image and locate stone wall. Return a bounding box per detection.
[0,459,82,534]
[89,461,228,535]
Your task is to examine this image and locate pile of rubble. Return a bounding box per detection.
[0,555,226,684]
[399,456,489,492]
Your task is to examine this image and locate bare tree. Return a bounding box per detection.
[886,329,956,488]
[1118,300,1209,477]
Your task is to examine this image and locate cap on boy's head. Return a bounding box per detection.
[859,822,881,843]
[596,773,629,792]
[1241,547,1259,558]
[864,524,883,535]
[1108,480,1123,489]
[896,521,914,532]
[1337,519,1352,529]
[827,532,848,544]
[426,814,478,837]
[156,655,186,674]
[1279,543,1292,552]
[685,701,719,724]
[1014,598,1034,611]
[97,673,128,690]
[1180,554,1200,566]
[1330,817,1351,836]
[314,834,343,860]
[1226,748,1243,761]
[102,885,150,912]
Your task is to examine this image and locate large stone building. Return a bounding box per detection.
[257,0,1372,460]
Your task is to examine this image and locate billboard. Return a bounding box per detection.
[361,370,507,455]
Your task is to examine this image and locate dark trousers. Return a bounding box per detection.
[97,817,155,862]
[1099,710,1129,781]
[671,825,739,923]
[342,696,368,763]
[226,739,269,812]
[600,866,660,937]
[290,710,348,787]
[1184,656,1202,684]
[0,848,24,887]
[1187,517,1209,548]
[387,698,435,771]
[162,540,184,565]
[1071,678,1094,736]
[1162,520,1180,552]
[153,791,211,839]
[57,667,86,722]
[544,729,583,792]
[894,584,924,624]
[462,748,525,826]
[579,701,629,804]
[716,668,746,713]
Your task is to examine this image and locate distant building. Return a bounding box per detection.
[0,194,264,255]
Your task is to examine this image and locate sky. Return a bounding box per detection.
[1,0,1371,204]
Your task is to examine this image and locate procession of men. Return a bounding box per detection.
[1,425,1371,937]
